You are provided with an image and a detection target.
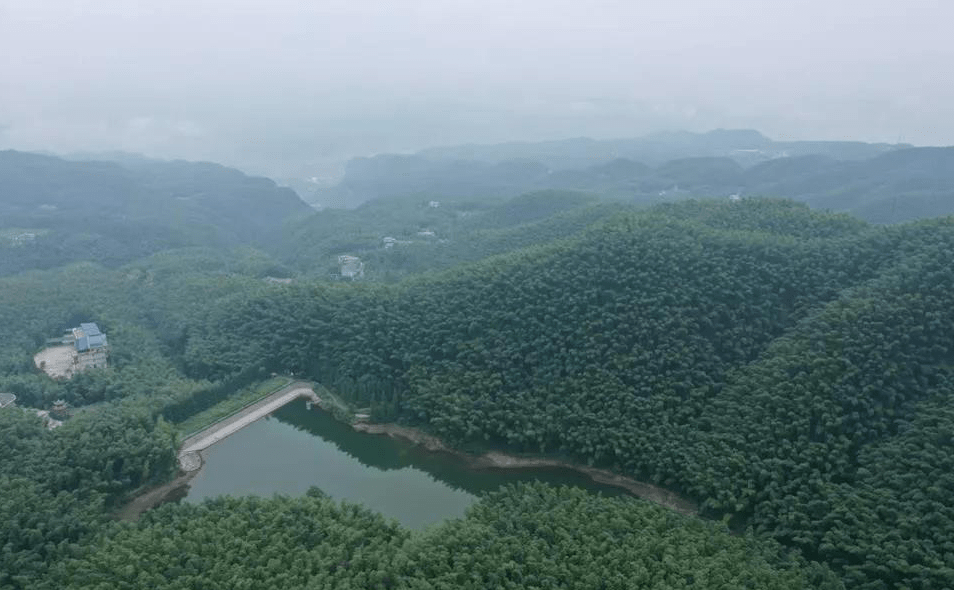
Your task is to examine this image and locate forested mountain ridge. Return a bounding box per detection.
[274,190,625,279]
[318,138,954,225]
[2,191,952,588]
[0,240,840,589]
[419,129,905,169]
[0,150,312,275]
[187,198,887,379]
[181,199,954,589]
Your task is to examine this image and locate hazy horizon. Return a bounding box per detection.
[2,0,952,179]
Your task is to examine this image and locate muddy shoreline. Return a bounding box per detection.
[120,405,696,520]
[353,422,697,516]
[115,459,203,521]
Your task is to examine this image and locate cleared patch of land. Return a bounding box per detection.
[115,469,200,521]
[33,345,75,379]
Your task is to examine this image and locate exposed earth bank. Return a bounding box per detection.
[115,465,202,521]
[120,401,697,521]
[352,422,698,516]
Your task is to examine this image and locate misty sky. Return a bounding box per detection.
[2,0,953,178]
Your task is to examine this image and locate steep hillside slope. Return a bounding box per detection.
[318,139,953,224]
[49,484,838,590]
[182,199,954,588]
[0,151,311,275]
[275,190,620,279]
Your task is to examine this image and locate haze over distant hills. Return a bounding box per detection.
[5,129,953,281]
[5,2,954,587]
[0,150,311,275]
[418,129,909,168]
[4,127,954,589]
[312,129,954,224]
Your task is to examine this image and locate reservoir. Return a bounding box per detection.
[183,399,628,529]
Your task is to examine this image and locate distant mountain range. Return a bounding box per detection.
[4,129,953,279]
[0,150,312,275]
[315,130,954,223]
[419,129,908,168]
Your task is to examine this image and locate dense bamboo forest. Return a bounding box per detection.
[182,199,954,589]
[48,484,837,590]
[6,0,954,585]
[2,195,953,589]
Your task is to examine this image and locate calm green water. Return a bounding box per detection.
[183,400,627,529]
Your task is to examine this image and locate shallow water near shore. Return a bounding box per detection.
[183,399,630,529]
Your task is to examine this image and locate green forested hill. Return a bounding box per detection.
[274,190,621,279]
[0,151,311,275]
[0,403,177,587]
[49,484,836,590]
[0,250,297,588]
[3,193,954,588]
[418,129,902,169]
[182,199,954,589]
[0,246,288,410]
[0,240,836,589]
[319,141,954,224]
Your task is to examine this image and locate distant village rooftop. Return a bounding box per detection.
[0,392,16,409]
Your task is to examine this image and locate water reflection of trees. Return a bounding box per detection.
[272,401,629,498]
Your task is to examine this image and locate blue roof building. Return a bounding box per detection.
[79,323,101,336]
[74,322,108,352]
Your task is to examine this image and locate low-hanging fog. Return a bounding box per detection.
[1,0,952,180]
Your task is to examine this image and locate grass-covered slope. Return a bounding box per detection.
[183,199,954,588]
